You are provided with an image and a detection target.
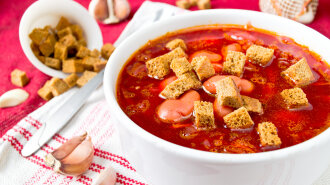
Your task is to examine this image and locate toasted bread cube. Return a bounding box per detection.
[191,56,215,81]
[78,38,87,47]
[76,71,97,87]
[62,58,84,73]
[38,80,53,101]
[281,58,314,87]
[170,57,192,76]
[216,77,243,108]
[166,39,187,51]
[39,34,56,57]
[176,0,191,9]
[30,43,41,57]
[160,72,201,99]
[224,107,254,130]
[146,47,186,79]
[89,49,100,58]
[246,45,274,66]
[57,27,72,39]
[76,45,91,58]
[29,28,49,45]
[101,43,115,59]
[82,56,100,70]
[257,122,282,147]
[49,78,69,96]
[59,34,77,49]
[280,87,308,109]
[64,73,79,88]
[56,17,71,31]
[45,57,61,70]
[242,95,263,114]
[11,69,29,87]
[54,42,68,60]
[70,24,84,40]
[93,60,107,72]
[197,0,211,9]
[37,55,46,63]
[194,101,215,130]
[223,51,246,77]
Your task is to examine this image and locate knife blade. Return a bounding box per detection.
[21,70,104,157]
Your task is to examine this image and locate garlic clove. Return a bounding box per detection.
[0,89,29,108]
[92,166,117,185]
[89,0,130,24]
[45,133,94,176]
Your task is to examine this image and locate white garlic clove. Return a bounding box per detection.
[0,89,29,108]
[45,133,95,176]
[89,0,130,24]
[92,166,117,185]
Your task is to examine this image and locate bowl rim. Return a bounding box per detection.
[19,0,103,78]
[104,9,330,164]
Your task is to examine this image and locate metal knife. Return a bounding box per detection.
[21,70,104,157]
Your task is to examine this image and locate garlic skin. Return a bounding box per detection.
[0,89,29,108]
[45,132,94,176]
[89,0,131,24]
[92,166,117,185]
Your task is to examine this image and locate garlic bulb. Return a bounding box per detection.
[0,89,29,108]
[89,0,131,24]
[45,132,94,176]
[92,166,117,185]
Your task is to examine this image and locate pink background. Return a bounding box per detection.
[0,0,329,136]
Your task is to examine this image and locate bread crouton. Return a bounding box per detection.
[146,47,186,79]
[45,57,61,70]
[166,39,187,51]
[93,60,107,72]
[170,57,192,76]
[197,0,211,9]
[49,78,69,96]
[54,42,68,60]
[76,45,91,58]
[242,95,263,114]
[216,77,243,108]
[62,58,84,73]
[57,27,72,39]
[257,122,282,147]
[223,51,246,77]
[56,17,71,31]
[194,101,215,130]
[38,80,53,101]
[39,34,56,57]
[280,87,308,109]
[160,72,201,99]
[76,71,97,87]
[246,45,274,66]
[82,56,100,70]
[59,34,77,50]
[11,69,29,87]
[64,73,79,88]
[223,107,254,130]
[89,49,100,58]
[101,43,115,59]
[281,58,314,87]
[29,28,49,45]
[176,0,191,9]
[191,56,215,81]
[70,24,84,40]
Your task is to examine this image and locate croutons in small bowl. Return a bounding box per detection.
[19,0,103,78]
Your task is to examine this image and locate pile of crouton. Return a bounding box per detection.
[145,37,316,149]
[28,16,115,101]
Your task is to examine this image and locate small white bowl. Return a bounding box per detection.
[19,0,103,78]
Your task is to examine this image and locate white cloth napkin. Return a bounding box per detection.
[0,1,329,185]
